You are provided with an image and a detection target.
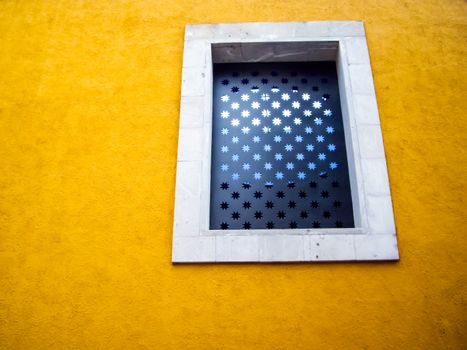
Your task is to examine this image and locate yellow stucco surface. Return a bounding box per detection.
[1,1,466,349]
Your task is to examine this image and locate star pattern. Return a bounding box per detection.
[210,62,354,230]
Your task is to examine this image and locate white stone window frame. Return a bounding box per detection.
[173,21,399,263]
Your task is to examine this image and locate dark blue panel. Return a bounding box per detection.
[210,62,354,230]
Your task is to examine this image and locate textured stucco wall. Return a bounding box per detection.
[0,1,466,349]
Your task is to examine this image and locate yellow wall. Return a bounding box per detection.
[1,1,466,349]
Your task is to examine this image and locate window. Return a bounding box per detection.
[173,21,399,262]
[210,62,354,230]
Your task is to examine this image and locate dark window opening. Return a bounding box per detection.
[210,62,354,230]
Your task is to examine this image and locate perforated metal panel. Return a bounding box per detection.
[210,62,354,230]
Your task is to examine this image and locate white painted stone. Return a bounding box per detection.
[182,40,207,67]
[215,236,259,262]
[199,150,213,233]
[302,235,312,260]
[357,125,385,159]
[349,64,375,95]
[328,21,365,36]
[202,64,213,124]
[185,24,215,40]
[173,161,201,237]
[214,23,246,40]
[187,21,364,42]
[295,21,364,38]
[345,37,370,64]
[179,96,204,128]
[241,22,298,40]
[174,161,201,204]
[366,195,396,234]
[181,67,205,96]
[172,236,215,262]
[259,235,305,262]
[177,128,203,161]
[361,158,391,195]
[354,234,399,260]
[212,22,297,41]
[353,94,380,125]
[308,235,356,261]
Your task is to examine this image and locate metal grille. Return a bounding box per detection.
[210,62,354,230]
